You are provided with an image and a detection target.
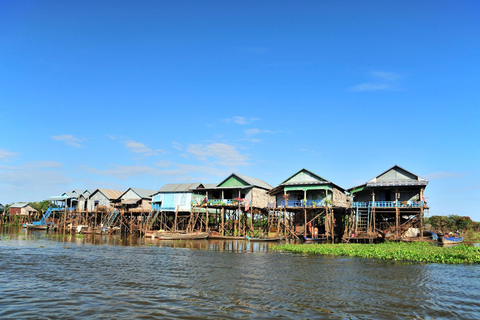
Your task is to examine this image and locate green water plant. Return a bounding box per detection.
[273,242,480,264]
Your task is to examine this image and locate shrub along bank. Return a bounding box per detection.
[274,242,480,264]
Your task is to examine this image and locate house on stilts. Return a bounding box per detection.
[194,173,274,238]
[150,183,207,233]
[268,169,349,241]
[345,165,429,242]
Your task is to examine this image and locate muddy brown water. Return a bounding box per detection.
[1,226,480,319]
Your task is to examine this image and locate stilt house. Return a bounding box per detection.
[10,202,37,216]
[87,189,123,212]
[77,190,94,211]
[117,187,155,212]
[346,165,429,242]
[202,173,274,208]
[152,183,204,212]
[268,169,348,240]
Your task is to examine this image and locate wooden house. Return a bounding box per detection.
[346,165,429,242]
[87,189,123,212]
[268,168,348,208]
[202,173,274,208]
[267,169,348,241]
[59,190,83,210]
[152,183,204,212]
[77,190,94,211]
[149,183,206,232]
[194,173,274,237]
[117,187,155,212]
[10,202,37,216]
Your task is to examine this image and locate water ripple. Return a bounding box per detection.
[2,228,480,319]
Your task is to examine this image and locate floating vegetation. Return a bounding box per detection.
[274,242,480,264]
[76,234,84,239]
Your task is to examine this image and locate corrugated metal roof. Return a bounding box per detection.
[203,183,218,189]
[94,189,124,200]
[11,202,30,208]
[217,173,273,190]
[131,188,156,198]
[119,187,156,199]
[347,165,429,192]
[157,182,202,193]
[367,181,428,187]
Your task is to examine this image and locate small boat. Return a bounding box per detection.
[23,223,48,230]
[208,235,246,240]
[154,231,210,240]
[207,231,245,240]
[246,235,281,242]
[439,234,464,244]
[304,236,326,243]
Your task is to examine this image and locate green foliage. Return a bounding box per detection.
[426,215,475,233]
[274,242,480,264]
[30,201,54,213]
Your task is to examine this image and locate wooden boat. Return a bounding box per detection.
[23,223,48,230]
[208,235,246,240]
[439,234,464,244]
[304,236,326,243]
[154,231,210,240]
[246,235,281,242]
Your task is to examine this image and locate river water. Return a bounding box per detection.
[1,226,480,319]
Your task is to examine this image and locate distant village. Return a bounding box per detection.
[1,165,429,243]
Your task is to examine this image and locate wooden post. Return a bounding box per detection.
[174,205,179,232]
[221,207,225,236]
[250,209,253,235]
[396,206,400,238]
[206,207,209,232]
[304,208,307,236]
[234,209,237,237]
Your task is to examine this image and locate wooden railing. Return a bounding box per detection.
[352,201,425,208]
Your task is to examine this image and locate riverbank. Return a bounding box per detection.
[274,242,480,264]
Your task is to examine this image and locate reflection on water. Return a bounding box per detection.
[2,226,480,319]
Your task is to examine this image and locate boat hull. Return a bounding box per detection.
[246,235,281,242]
[154,232,210,240]
[439,235,464,244]
[23,223,48,230]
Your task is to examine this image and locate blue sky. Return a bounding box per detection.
[0,1,479,219]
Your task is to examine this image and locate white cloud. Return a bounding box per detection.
[172,141,183,151]
[52,135,85,148]
[245,128,262,135]
[349,70,401,92]
[86,164,160,180]
[155,163,229,179]
[370,71,400,81]
[123,140,164,157]
[0,162,72,203]
[349,83,390,92]
[426,171,469,180]
[0,148,19,161]
[223,116,260,125]
[187,143,248,167]
[31,161,62,168]
[244,128,277,136]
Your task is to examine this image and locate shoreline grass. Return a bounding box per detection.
[273,242,480,264]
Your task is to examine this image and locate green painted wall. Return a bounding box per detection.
[284,170,325,184]
[219,175,248,187]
